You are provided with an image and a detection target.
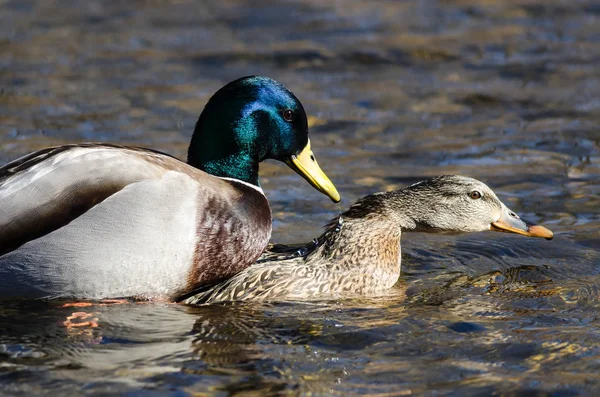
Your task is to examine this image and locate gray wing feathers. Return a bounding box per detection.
[0,147,167,255]
[0,170,199,300]
[0,146,267,300]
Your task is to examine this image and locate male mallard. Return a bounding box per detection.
[183,175,553,304]
[0,76,340,301]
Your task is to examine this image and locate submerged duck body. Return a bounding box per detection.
[184,175,553,304]
[0,76,340,301]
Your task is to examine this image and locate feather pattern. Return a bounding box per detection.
[0,145,271,300]
[0,76,339,301]
[184,175,553,304]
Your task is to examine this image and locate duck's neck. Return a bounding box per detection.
[187,104,261,187]
[307,212,404,293]
[190,150,260,186]
[304,191,429,293]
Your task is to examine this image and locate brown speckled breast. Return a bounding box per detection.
[184,179,272,296]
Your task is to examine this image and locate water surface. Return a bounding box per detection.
[1,0,599,395]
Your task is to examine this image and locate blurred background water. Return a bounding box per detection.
[1,0,599,395]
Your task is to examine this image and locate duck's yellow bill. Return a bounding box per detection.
[285,139,341,203]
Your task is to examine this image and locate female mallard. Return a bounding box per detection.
[183,175,553,304]
[0,76,340,301]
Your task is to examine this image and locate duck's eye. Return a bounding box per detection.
[469,190,482,200]
[282,109,294,122]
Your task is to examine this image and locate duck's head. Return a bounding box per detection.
[347,175,553,239]
[188,76,340,202]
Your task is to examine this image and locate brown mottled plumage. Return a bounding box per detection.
[183,175,553,304]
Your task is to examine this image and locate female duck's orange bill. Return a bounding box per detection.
[491,206,553,240]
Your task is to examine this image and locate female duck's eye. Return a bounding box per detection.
[282,109,294,122]
[469,191,482,200]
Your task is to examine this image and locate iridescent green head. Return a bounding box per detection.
[188,76,340,202]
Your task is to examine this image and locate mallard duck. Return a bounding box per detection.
[0,76,340,301]
[183,175,553,304]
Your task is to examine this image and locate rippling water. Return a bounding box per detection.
[1,0,599,395]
